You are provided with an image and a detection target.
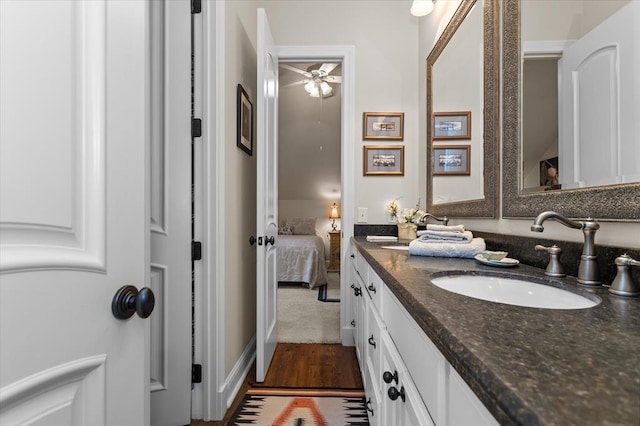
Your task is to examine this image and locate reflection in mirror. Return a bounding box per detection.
[502,0,640,220]
[520,0,637,193]
[426,0,499,218]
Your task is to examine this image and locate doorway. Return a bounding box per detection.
[277,61,342,344]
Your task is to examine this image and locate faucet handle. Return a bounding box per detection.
[609,254,640,297]
[534,244,566,277]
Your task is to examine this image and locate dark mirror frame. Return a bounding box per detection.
[426,0,500,218]
[502,0,640,221]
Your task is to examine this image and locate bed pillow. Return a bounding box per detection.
[278,225,293,235]
[286,217,316,235]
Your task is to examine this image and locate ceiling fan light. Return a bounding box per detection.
[304,80,316,93]
[411,0,434,16]
[309,86,321,97]
[320,81,332,96]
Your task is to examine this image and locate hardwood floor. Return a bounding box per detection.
[190,343,362,425]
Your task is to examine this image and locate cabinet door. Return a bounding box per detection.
[381,334,435,426]
[448,365,498,426]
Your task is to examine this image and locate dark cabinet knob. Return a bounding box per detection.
[350,254,355,258]
[351,320,356,327]
[388,386,406,402]
[368,335,376,348]
[249,235,256,245]
[383,370,398,385]
[112,285,155,320]
[368,283,376,293]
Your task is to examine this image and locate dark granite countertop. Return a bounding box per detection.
[352,237,640,425]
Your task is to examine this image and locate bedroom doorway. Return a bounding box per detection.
[276,61,342,344]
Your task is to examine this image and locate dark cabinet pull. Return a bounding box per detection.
[365,397,374,415]
[388,386,406,402]
[383,370,398,385]
[368,283,376,293]
[351,320,356,327]
[351,284,361,297]
[368,335,376,348]
[350,254,355,258]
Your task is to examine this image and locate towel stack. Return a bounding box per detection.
[409,224,486,258]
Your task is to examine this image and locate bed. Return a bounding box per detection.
[277,218,328,289]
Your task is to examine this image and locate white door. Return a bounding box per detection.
[256,8,279,382]
[1,1,149,424]
[559,1,639,189]
[149,1,192,424]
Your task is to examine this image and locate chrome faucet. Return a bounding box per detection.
[419,213,449,226]
[531,211,600,286]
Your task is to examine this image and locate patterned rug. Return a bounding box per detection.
[228,389,369,425]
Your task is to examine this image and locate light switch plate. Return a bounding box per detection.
[358,207,368,223]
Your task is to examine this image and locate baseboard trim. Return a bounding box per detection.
[222,336,256,412]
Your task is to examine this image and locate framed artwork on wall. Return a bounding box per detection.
[432,145,470,175]
[363,112,404,140]
[363,145,404,176]
[237,84,253,155]
[433,111,471,140]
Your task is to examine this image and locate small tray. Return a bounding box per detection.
[474,254,519,267]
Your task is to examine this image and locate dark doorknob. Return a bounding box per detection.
[112,285,155,320]
[265,236,275,245]
[249,235,257,246]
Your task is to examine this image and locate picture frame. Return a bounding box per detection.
[433,111,471,140]
[363,112,404,140]
[237,84,253,155]
[432,145,470,176]
[363,145,404,176]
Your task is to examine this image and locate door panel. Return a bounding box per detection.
[256,8,279,382]
[149,0,192,424]
[1,1,148,424]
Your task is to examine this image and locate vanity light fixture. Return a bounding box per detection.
[328,203,340,231]
[411,0,434,17]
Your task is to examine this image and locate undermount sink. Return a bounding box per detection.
[381,245,410,251]
[430,274,600,309]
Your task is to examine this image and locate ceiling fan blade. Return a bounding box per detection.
[319,63,339,75]
[326,76,342,84]
[280,63,311,77]
[281,79,308,89]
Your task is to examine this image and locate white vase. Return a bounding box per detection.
[397,223,417,240]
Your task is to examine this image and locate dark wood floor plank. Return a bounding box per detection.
[191,343,362,425]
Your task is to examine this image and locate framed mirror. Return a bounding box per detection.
[426,0,500,218]
[502,0,640,220]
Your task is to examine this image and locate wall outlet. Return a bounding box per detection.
[358,207,368,223]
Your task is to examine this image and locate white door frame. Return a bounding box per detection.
[277,45,356,346]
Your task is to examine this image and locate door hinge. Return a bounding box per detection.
[192,364,202,384]
[192,118,202,138]
[191,0,202,14]
[192,241,202,261]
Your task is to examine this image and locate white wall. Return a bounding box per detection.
[223,0,258,377]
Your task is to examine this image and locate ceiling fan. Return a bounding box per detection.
[280,63,342,98]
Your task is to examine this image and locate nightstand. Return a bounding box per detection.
[328,231,341,271]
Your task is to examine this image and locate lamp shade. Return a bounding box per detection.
[411,0,434,16]
[329,203,340,219]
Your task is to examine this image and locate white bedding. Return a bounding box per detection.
[277,235,328,289]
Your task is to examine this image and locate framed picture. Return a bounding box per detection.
[363,112,404,140]
[433,111,471,140]
[363,145,404,176]
[237,84,253,155]
[432,145,470,175]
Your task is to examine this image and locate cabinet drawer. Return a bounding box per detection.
[384,286,446,424]
[355,249,369,283]
[366,299,383,389]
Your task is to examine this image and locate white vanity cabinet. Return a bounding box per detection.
[349,242,499,425]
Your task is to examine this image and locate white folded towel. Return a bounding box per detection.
[425,224,465,232]
[409,237,486,258]
[419,230,473,243]
[366,235,398,242]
